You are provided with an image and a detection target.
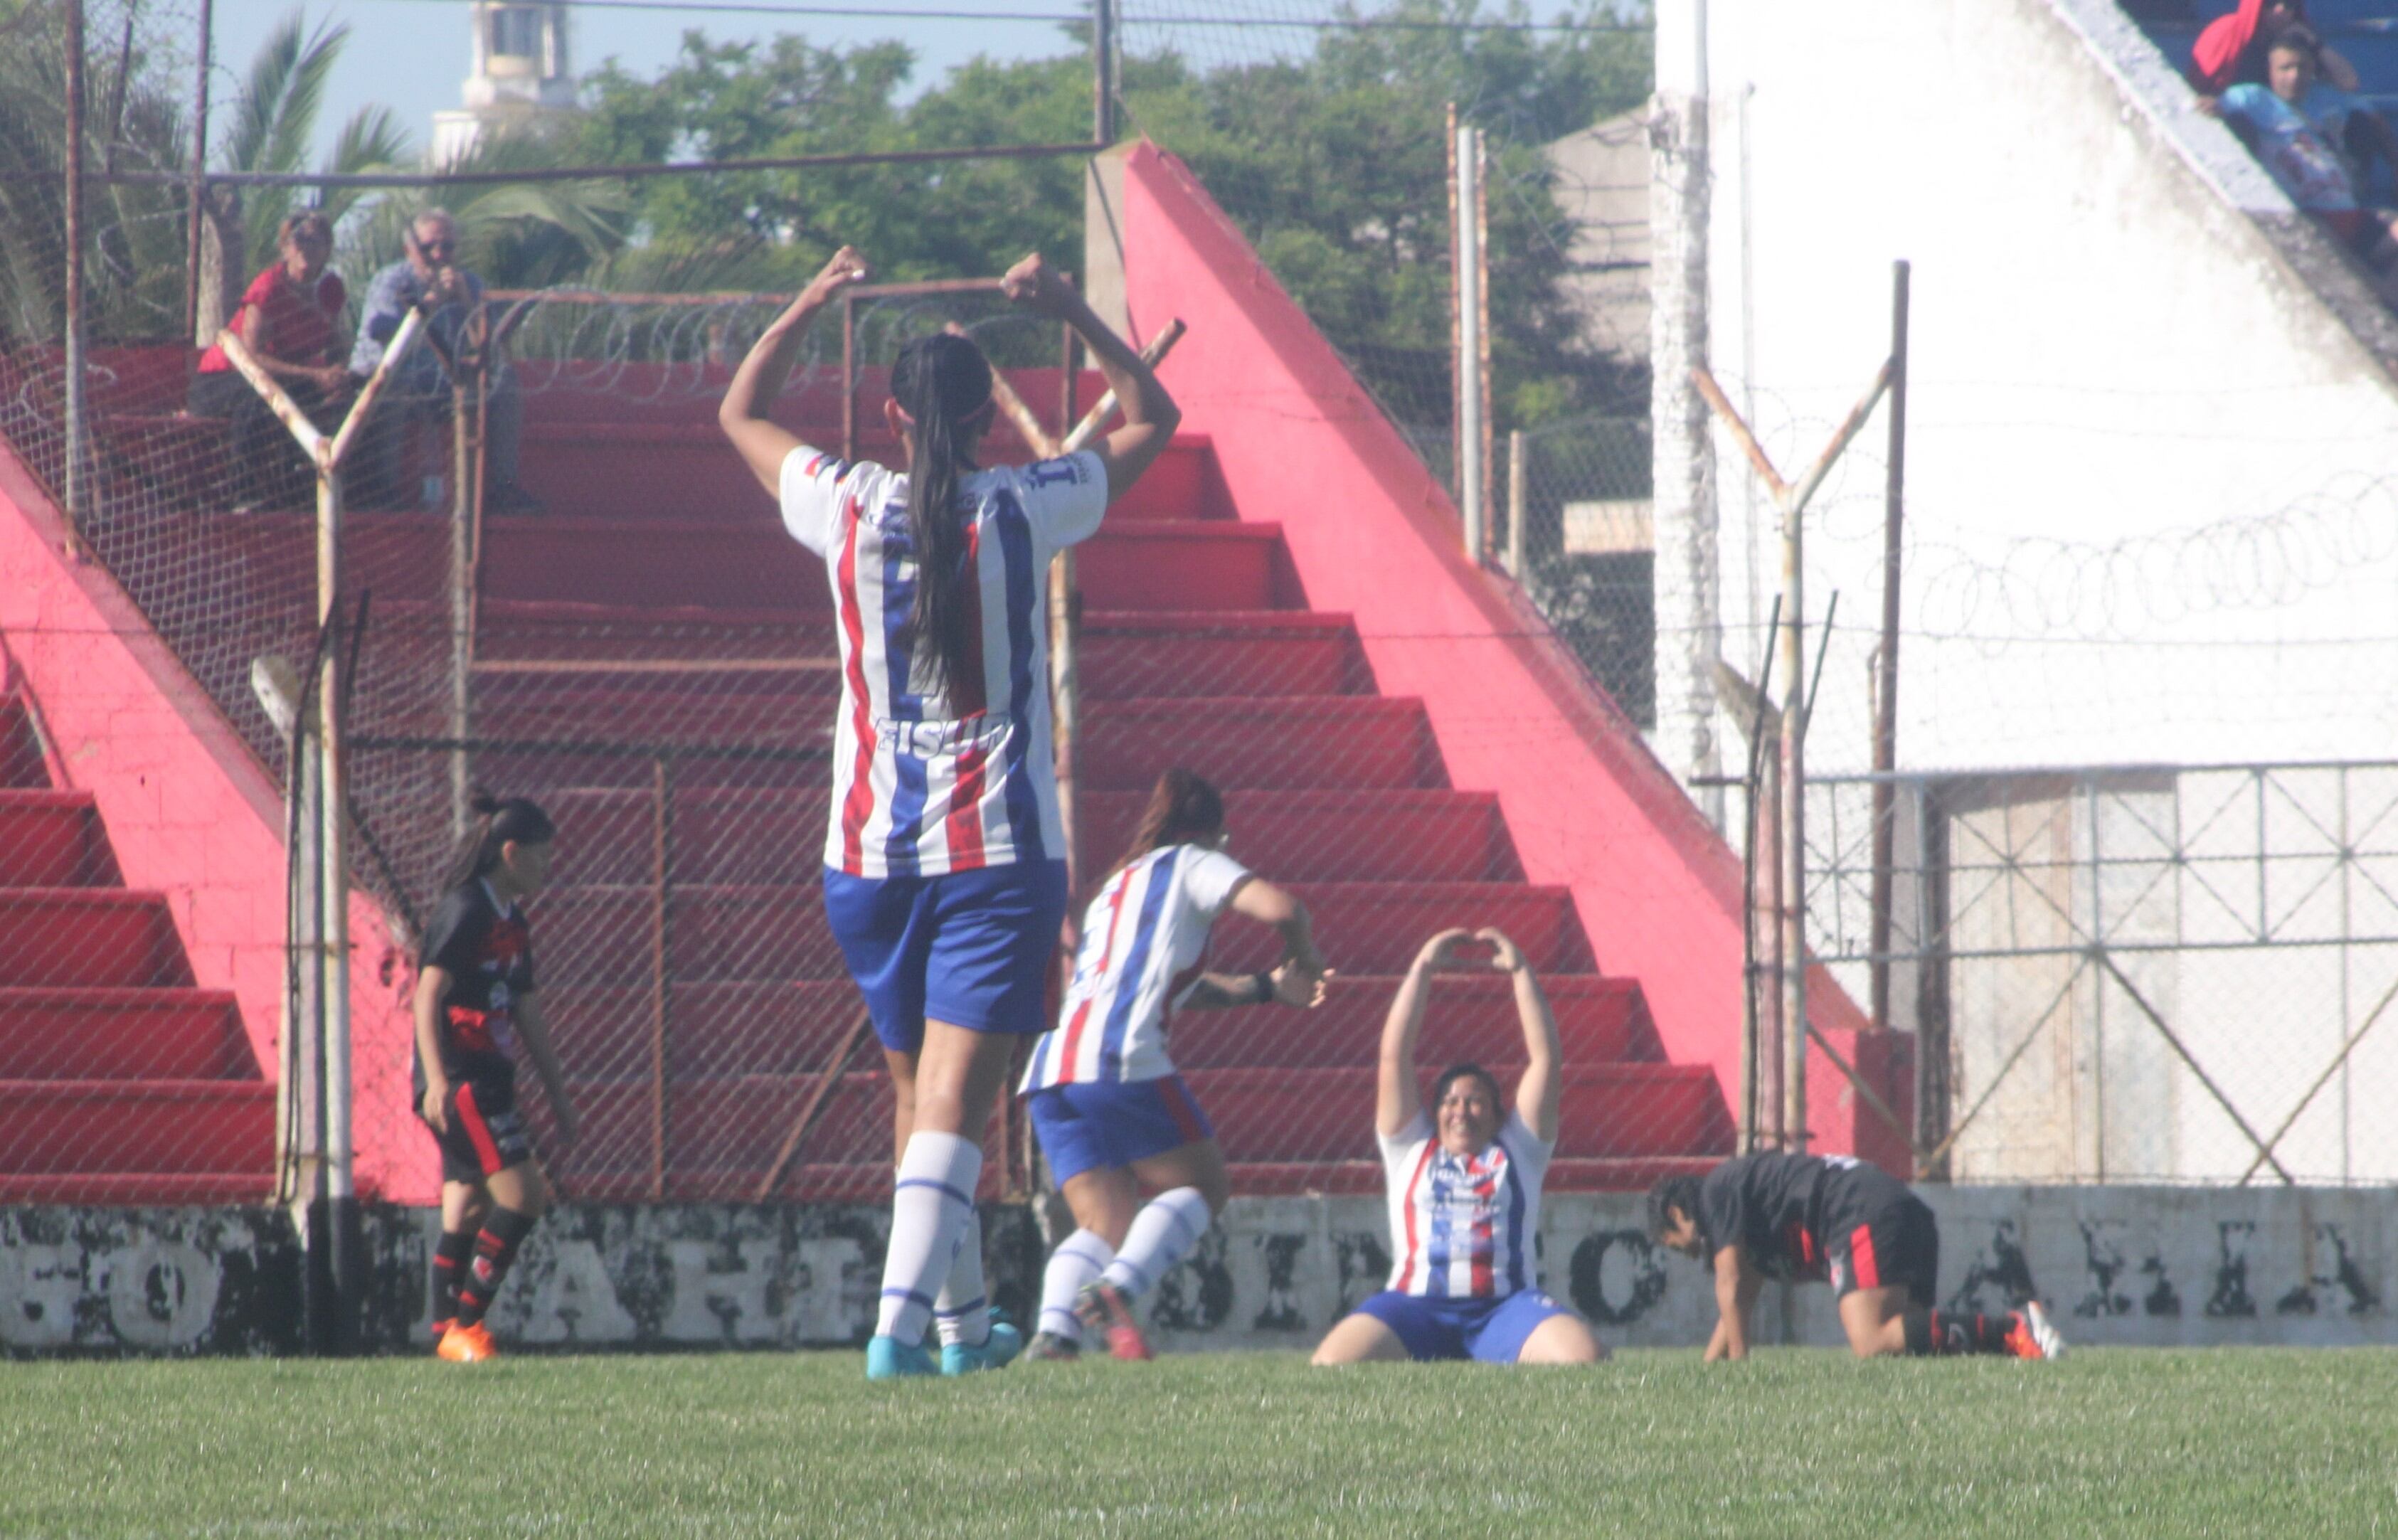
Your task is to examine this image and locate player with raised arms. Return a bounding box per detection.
[1017,768,1330,1361]
[415,794,579,1362]
[719,245,1179,1379]
[1646,1152,2067,1360]
[1311,929,1608,1366]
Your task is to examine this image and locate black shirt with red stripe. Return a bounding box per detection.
[1697,1152,1908,1283]
[412,878,536,1096]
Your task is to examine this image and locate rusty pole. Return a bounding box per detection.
[184,0,213,345]
[63,0,88,530]
[1869,260,1911,1033]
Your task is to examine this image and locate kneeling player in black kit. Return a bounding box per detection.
[414,795,578,1361]
[1647,1153,2065,1361]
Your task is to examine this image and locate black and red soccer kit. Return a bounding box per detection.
[1696,1152,1938,1306]
[413,878,538,1184]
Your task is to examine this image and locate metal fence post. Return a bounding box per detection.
[62,0,88,533]
[1453,120,1486,562]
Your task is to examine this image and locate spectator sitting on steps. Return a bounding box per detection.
[186,211,351,512]
[2212,31,2398,283]
[348,208,540,514]
[2192,0,2359,98]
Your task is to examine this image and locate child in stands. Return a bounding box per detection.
[416,794,578,1361]
[1017,769,1329,1361]
[1310,929,1607,1366]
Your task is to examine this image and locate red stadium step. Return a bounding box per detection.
[1081,696,1442,792]
[534,883,849,984]
[1194,882,1596,975]
[0,1080,273,1173]
[474,600,825,663]
[0,791,120,886]
[1185,1064,1735,1164]
[0,891,195,988]
[518,424,1229,526]
[1080,789,1520,883]
[2,696,49,787]
[472,677,840,744]
[1074,522,1292,611]
[1167,974,1658,1070]
[0,1172,275,1204]
[1080,611,1368,700]
[538,979,866,1079]
[0,989,255,1079]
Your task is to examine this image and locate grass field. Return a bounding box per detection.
[5,1349,2395,1538]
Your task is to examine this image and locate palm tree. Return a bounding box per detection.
[196,11,412,339]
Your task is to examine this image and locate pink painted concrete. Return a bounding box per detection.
[0,446,436,1201]
[1118,141,1906,1167]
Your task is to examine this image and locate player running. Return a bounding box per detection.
[1017,768,1330,1362]
[415,794,578,1362]
[719,245,1179,1380]
[1311,929,1608,1366]
[1646,1152,2067,1360]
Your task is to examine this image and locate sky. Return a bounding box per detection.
[210,0,1094,167]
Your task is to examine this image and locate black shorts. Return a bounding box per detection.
[1825,1192,1939,1305]
[422,1072,534,1185]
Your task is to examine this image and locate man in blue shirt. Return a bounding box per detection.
[2214,31,2398,265]
[349,208,538,512]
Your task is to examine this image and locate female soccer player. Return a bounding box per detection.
[1017,769,1329,1361]
[1311,929,1607,1366]
[415,795,578,1362]
[719,245,1180,1379]
[1646,1152,2067,1361]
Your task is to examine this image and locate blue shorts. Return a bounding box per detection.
[1350,1288,1573,1364]
[1026,1075,1217,1186]
[823,860,1069,1052]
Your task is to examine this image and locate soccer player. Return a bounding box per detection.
[1311,929,1608,1366]
[719,245,1180,1379]
[415,795,578,1362]
[1017,768,1330,1362]
[1645,1153,2067,1361]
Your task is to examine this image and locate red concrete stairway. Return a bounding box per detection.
[415,406,1735,1200]
[0,694,272,1202]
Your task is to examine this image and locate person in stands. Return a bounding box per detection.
[349,207,539,513]
[2192,0,2358,97]
[2214,31,2398,269]
[186,211,351,511]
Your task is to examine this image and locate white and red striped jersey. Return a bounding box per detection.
[1019,844,1253,1090]
[1379,1109,1551,1299]
[778,445,1107,878]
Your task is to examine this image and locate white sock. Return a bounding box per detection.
[1040,1228,1115,1340]
[933,1210,990,1349]
[1099,1186,1212,1301]
[875,1132,982,1346]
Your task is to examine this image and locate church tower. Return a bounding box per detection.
[431,2,576,166]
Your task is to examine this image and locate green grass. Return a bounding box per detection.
[4,1349,2395,1538]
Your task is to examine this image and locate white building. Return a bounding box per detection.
[431,1,577,166]
[1645,0,2398,1185]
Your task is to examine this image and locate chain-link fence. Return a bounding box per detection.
[1801,763,2398,1186]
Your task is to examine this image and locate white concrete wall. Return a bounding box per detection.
[1679,0,2398,777]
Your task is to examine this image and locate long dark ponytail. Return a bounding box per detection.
[1104,768,1226,886]
[438,791,556,896]
[889,331,994,696]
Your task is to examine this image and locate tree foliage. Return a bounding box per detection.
[568,1,1652,432]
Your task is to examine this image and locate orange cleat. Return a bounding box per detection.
[1074,1281,1154,1362]
[437,1321,499,1362]
[2003,1301,2067,1361]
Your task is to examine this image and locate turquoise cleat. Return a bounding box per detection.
[940,1312,1024,1376]
[865,1334,939,1381]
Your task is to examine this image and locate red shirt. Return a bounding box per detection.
[196,266,346,375]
